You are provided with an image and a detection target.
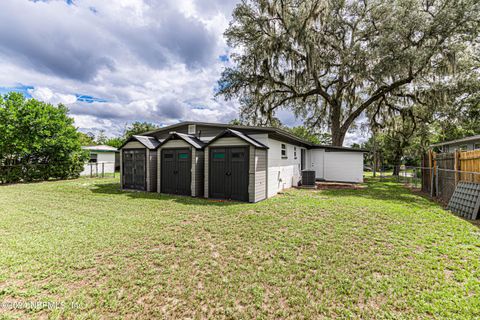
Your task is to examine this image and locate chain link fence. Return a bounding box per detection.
[398,166,480,204]
[0,161,116,184]
[80,162,117,178]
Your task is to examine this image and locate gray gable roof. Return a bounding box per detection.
[133,135,161,149]
[161,132,206,149]
[430,135,480,148]
[137,121,367,152]
[119,135,160,150]
[81,145,118,152]
[207,129,268,149]
[140,121,311,147]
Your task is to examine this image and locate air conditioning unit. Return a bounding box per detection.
[301,170,316,187]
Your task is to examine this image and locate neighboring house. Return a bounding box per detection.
[80,145,119,176]
[431,135,480,153]
[119,122,366,202]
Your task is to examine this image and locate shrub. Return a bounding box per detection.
[0,93,87,183]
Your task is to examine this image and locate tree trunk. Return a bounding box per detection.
[392,152,403,176]
[330,103,346,146]
[331,130,347,146]
[372,134,377,178]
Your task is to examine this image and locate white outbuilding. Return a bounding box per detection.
[80,145,119,176]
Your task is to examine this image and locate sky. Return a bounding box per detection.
[0,0,366,146]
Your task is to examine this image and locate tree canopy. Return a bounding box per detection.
[123,121,159,139]
[78,132,96,146]
[0,93,86,183]
[218,0,480,145]
[286,126,331,144]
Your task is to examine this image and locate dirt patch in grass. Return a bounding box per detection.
[297,181,366,190]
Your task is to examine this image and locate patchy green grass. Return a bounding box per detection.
[0,178,479,319]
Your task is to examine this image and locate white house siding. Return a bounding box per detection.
[265,139,303,198]
[80,152,116,176]
[324,151,364,183]
[308,149,325,180]
[253,148,267,202]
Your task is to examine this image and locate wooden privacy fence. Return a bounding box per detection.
[459,150,480,183]
[423,149,480,203]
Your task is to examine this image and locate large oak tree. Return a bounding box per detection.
[218,0,480,145]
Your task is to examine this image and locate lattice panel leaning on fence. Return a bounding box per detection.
[447,182,480,220]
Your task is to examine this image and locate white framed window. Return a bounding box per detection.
[281,144,287,159]
[474,143,480,150]
[294,147,297,159]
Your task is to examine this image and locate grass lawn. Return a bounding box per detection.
[0,178,479,319]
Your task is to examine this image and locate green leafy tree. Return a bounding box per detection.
[78,132,96,146]
[229,119,243,125]
[218,0,480,145]
[362,44,480,169]
[95,130,108,145]
[0,92,87,183]
[123,121,159,139]
[432,69,480,142]
[104,137,124,149]
[287,126,331,144]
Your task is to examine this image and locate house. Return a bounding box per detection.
[119,122,366,202]
[80,145,119,176]
[431,135,480,153]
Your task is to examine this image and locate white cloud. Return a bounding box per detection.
[29,87,77,105]
[0,0,365,145]
[0,0,239,137]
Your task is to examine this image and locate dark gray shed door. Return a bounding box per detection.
[161,148,191,195]
[209,147,249,201]
[123,149,146,190]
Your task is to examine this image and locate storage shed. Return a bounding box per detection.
[118,121,366,202]
[204,129,268,202]
[157,132,205,197]
[120,135,159,191]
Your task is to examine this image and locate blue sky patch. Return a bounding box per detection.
[76,94,108,103]
[219,54,229,62]
[0,85,33,98]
